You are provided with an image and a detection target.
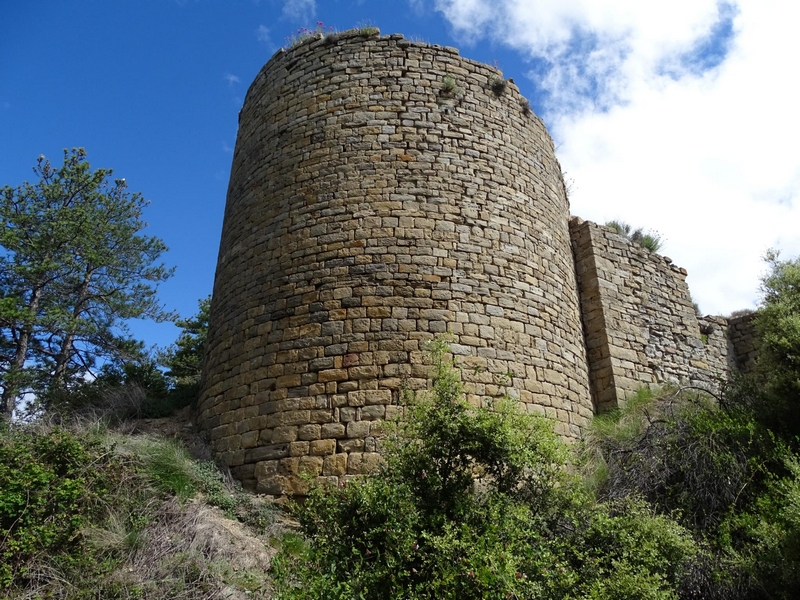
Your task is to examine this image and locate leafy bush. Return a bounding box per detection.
[583,382,800,599]
[0,426,126,589]
[747,251,800,439]
[272,340,699,599]
[585,387,780,531]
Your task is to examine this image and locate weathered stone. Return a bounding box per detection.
[198,32,749,497]
[321,422,346,438]
[323,453,347,476]
[346,420,371,439]
[309,438,337,455]
[271,426,298,443]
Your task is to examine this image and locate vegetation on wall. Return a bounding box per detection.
[605,219,663,253]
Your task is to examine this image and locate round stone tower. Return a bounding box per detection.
[199,30,593,495]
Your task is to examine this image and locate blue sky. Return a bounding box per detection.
[2,0,798,352]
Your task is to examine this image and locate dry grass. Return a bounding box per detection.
[2,413,287,599]
[101,498,276,599]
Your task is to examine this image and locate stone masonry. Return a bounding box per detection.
[198,30,755,495]
[570,218,731,411]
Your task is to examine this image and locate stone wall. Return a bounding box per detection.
[199,30,763,495]
[199,31,594,495]
[569,218,729,410]
[728,313,760,373]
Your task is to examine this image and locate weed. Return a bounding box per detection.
[489,75,507,96]
[284,21,335,49]
[520,97,532,115]
[132,436,198,501]
[441,75,462,97]
[605,220,663,253]
[2,420,281,598]
[357,25,380,37]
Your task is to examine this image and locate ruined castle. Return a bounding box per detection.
[198,30,758,495]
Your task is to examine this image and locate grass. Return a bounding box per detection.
[358,25,380,37]
[441,75,462,97]
[489,75,507,96]
[1,416,284,599]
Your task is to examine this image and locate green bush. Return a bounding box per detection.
[746,251,800,440]
[585,388,780,531]
[272,340,699,599]
[1,422,279,598]
[0,426,125,588]
[583,382,800,599]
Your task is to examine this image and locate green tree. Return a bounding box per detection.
[757,251,800,398]
[0,149,173,418]
[158,295,210,389]
[723,251,800,440]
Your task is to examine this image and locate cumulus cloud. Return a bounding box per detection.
[433,0,800,315]
[282,0,316,22]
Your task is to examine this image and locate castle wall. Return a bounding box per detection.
[569,218,729,410]
[199,31,593,495]
[727,313,759,373]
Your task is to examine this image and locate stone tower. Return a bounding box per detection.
[199,30,595,495]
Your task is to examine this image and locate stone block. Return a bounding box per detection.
[298,455,324,476]
[318,368,349,382]
[323,453,348,476]
[256,474,288,496]
[338,438,365,453]
[346,420,371,438]
[321,422,346,438]
[310,438,337,455]
[271,426,298,443]
[361,405,386,420]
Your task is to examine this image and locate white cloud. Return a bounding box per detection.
[256,24,272,44]
[282,0,316,22]
[407,0,426,14]
[434,0,800,316]
[223,73,240,86]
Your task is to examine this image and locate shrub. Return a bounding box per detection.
[584,387,780,531]
[272,340,699,599]
[752,251,800,434]
[1,420,280,598]
[0,426,126,589]
[582,383,800,598]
